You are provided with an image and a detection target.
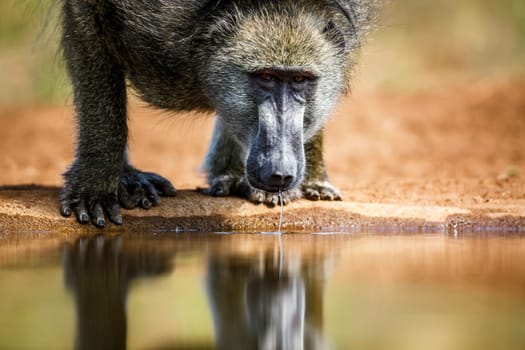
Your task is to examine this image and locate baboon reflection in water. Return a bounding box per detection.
[207,249,330,350]
[62,236,332,350]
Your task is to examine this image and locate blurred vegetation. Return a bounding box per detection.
[360,0,525,91]
[0,0,69,105]
[0,0,524,105]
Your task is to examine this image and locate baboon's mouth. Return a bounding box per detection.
[247,175,298,193]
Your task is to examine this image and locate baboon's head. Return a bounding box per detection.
[201,0,366,192]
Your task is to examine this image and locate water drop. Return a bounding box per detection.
[278,191,284,233]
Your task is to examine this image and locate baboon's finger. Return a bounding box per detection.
[144,172,177,196]
[108,203,123,225]
[75,200,89,224]
[91,203,105,228]
[61,203,72,217]
[140,197,153,209]
[143,182,160,206]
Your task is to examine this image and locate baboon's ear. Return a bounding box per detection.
[329,0,357,34]
[323,20,346,52]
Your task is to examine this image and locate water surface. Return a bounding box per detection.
[1,232,524,350]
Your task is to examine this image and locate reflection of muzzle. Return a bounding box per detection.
[245,276,306,350]
[246,96,305,192]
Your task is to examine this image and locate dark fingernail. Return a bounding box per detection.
[96,218,106,228]
[79,213,89,224]
[149,195,160,205]
[142,199,152,208]
[62,207,71,217]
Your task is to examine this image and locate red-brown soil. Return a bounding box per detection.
[0,77,524,232]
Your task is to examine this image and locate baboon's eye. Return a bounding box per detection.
[255,72,278,89]
[291,75,313,90]
[259,73,275,82]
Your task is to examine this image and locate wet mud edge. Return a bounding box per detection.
[0,188,523,234]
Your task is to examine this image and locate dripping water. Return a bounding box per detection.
[278,191,284,276]
[261,192,285,275]
[278,191,284,233]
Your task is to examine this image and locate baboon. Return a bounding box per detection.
[59,0,374,227]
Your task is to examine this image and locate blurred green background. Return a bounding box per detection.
[0,0,524,105]
[0,0,68,104]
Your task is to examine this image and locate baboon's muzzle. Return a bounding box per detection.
[246,96,305,192]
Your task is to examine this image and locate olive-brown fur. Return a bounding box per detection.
[59,0,375,227]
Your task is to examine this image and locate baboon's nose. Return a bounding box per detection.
[268,172,295,189]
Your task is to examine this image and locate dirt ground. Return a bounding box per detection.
[0,77,524,232]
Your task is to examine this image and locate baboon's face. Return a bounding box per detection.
[243,69,317,192]
[202,3,353,192]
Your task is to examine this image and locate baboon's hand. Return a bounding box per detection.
[301,180,343,201]
[60,186,122,228]
[60,167,176,228]
[118,168,176,210]
[204,174,302,207]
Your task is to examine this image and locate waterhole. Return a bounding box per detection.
[1,231,524,349]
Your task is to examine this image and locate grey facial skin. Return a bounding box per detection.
[245,69,315,192]
[59,0,375,227]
